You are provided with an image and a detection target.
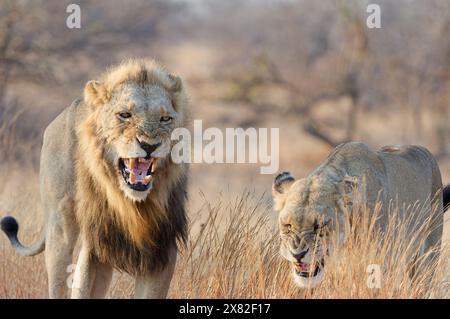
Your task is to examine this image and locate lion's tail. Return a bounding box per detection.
[0,216,45,256]
[444,185,450,213]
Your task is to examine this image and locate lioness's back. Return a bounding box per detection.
[377,144,442,205]
[315,142,442,208]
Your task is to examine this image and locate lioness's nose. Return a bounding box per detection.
[293,248,309,262]
[138,140,161,158]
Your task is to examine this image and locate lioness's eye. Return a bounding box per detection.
[160,116,173,123]
[313,220,320,232]
[117,112,132,119]
[283,224,292,233]
[314,219,330,233]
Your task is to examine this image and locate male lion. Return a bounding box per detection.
[0,59,188,298]
[272,142,444,288]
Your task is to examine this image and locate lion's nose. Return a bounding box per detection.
[138,140,161,158]
[293,248,309,262]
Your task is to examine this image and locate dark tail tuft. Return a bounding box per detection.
[1,215,45,256]
[1,216,19,241]
[444,185,450,212]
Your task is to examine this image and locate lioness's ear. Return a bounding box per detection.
[272,172,295,211]
[84,80,109,107]
[340,175,359,206]
[168,74,182,93]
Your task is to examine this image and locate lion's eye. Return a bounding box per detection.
[160,116,173,123]
[118,112,132,119]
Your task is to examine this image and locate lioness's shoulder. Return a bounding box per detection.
[330,142,377,161]
[312,142,380,177]
[337,141,372,153]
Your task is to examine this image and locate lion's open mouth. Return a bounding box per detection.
[293,259,324,278]
[119,157,159,191]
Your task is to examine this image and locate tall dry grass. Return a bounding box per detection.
[167,192,450,299]
[169,192,297,298]
[0,180,449,298]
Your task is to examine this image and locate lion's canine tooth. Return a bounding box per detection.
[144,175,152,184]
[151,158,159,173]
[130,158,137,169]
[129,171,137,184]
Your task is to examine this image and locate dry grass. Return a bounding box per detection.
[0,188,449,298]
[167,193,450,299]
[0,168,47,298]
[169,192,297,298]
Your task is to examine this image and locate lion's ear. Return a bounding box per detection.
[272,172,295,211]
[84,80,109,107]
[168,74,182,93]
[340,175,359,206]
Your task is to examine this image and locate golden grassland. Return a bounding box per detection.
[1,188,449,298]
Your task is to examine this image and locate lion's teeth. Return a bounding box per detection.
[130,158,137,169]
[144,175,152,184]
[129,171,137,184]
[151,158,159,173]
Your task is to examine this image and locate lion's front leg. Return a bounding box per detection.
[134,246,177,299]
[71,242,113,299]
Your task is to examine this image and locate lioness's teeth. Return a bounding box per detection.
[151,158,159,173]
[144,175,152,184]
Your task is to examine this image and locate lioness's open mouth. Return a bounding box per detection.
[292,259,324,278]
[119,157,159,191]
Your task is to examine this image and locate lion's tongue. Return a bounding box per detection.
[127,159,151,184]
[130,167,147,184]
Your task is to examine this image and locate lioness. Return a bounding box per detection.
[0,59,188,298]
[272,142,444,288]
